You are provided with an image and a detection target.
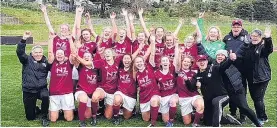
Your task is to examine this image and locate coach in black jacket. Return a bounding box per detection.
[236,28,273,123]
[16,31,50,126]
[223,19,249,121]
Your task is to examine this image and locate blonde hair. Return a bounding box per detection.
[206,26,222,41]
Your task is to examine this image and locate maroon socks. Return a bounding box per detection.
[169,106,177,121]
[78,102,87,121]
[150,106,159,126]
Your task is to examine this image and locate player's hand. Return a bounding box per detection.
[128,13,135,21]
[85,12,91,20]
[264,26,271,38]
[199,11,205,18]
[76,6,84,14]
[191,18,197,26]
[23,31,32,40]
[138,8,143,16]
[229,50,237,61]
[121,8,128,16]
[110,12,116,19]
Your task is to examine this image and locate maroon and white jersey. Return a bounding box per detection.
[132,40,149,56]
[77,65,98,95]
[176,70,199,98]
[49,60,73,95]
[182,43,198,70]
[136,66,160,103]
[118,68,136,99]
[163,46,175,63]
[154,41,165,67]
[114,37,132,57]
[96,36,113,49]
[154,65,176,97]
[93,58,120,94]
[78,41,97,58]
[53,36,71,57]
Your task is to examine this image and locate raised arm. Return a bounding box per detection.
[191,18,202,42]
[74,54,94,68]
[173,37,180,72]
[138,8,150,37]
[85,12,98,38]
[122,8,131,39]
[16,31,31,64]
[40,4,55,34]
[48,34,55,64]
[173,18,184,37]
[197,11,205,41]
[110,12,118,41]
[149,35,156,67]
[131,43,143,59]
[262,27,273,56]
[72,6,84,40]
[128,14,136,41]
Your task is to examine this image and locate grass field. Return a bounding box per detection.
[1,45,276,127]
[1,6,277,127]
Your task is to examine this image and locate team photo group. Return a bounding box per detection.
[16,4,273,127]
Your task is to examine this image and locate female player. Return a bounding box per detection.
[197,11,225,59]
[47,34,75,123]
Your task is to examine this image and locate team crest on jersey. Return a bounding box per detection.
[106,71,117,80]
[116,48,126,54]
[120,74,131,83]
[240,36,245,41]
[207,73,212,77]
[139,76,151,87]
[56,67,68,76]
[156,47,164,54]
[42,63,46,67]
[87,74,97,84]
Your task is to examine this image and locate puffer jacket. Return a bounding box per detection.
[16,39,50,93]
[236,37,273,84]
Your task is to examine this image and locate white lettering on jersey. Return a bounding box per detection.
[87,74,97,84]
[56,67,68,76]
[139,76,151,87]
[163,79,174,90]
[120,74,131,83]
[116,48,126,54]
[106,71,117,80]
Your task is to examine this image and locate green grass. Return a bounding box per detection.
[1,45,276,127]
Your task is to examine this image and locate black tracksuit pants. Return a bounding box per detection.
[204,95,229,127]
[248,81,269,120]
[23,89,49,120]
[229,88,261,126]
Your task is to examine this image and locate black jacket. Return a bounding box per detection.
[16,39,50,93]
[236,37,273,84]
[197,43,243,94]
[187,59,233,101]
[223,29,249,52]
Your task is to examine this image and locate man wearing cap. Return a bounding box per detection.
[187,54,238,126]
[223,19,249,122]
[16,31,50,126]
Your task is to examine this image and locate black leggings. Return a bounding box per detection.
[204,95,229,127]
[23,89,49,120]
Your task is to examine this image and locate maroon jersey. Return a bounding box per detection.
[114,37,132,57]
[136,66,160,103]
[53,36,71,57]
[78,41,97,58]
[183,43,198,70]
[77,65,98,94]
[96,36,113,49]
[164,46,175,63]
[154,41,165,66]
[176,70,199,98]
[154,66,176,97]
[118,68,136,99]
[132,40,149,56]
[93,58,120,94]
[49,60,73,95]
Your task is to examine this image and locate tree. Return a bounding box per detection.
[234,0,254,20]
[253,0,276,21]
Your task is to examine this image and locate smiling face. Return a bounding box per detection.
[155,27,164,40]
[82,30,91,42]
[185,35,195,48]
[251,32,262,45]
[60,24,70,36]
[208,27,219,41]
[119,29,127,41]
[216,53,226,64]
[134,57,145,71]
[122,54,132,68]
[104,48,114,61]
[55,49,65,62]
[83,52,92,61]
[32,48,43,61]
[160,56,170,70]
[103,27,112,39]
[196,59,208,71]
[182,57,192,70]
[137,32,146,42]
[231,24,242,37]
[165,35,174,47]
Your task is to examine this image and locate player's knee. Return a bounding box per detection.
[142,116,150,121]
[150,97,160,106]
[64,115,73,121]
[79,94,88,103]
[50,116,58,122]
[104,112,112,119]
[113,95,122,106]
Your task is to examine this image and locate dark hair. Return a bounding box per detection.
[251,29,262,36]
[80,28,92,44]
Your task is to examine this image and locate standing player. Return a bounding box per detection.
[176,55,204,127]
[47,35,75,123]
[73,52,99,127]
